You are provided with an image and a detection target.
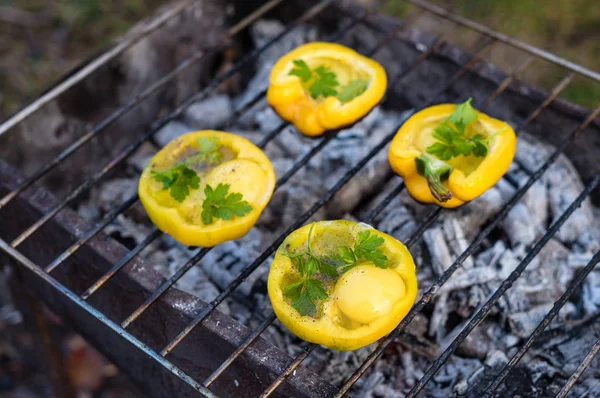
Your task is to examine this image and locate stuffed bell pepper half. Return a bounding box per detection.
[268,220,417,351]
[388,98,516,208]
[139,131,276,247]
[267,42,387,136]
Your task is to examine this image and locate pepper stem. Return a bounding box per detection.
[415,154,454,202]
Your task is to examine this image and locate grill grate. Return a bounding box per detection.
[1,0,599,397]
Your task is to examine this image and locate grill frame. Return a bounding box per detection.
[1,0,599,397]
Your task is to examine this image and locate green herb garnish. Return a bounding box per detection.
[337,79,370,104]
[283,223,334,316]
[201,183,253,225]
[309,65,340,99]
[183,136,224,167]
[289,59,313,82]
[336,230,388,273]
[425,98,491,160]
[151,164,200,203]
[284,224,388,316]
[288,59,370,103]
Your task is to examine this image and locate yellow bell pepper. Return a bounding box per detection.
[267,220,417,351]
[388,100,516,208]
[267,42,387,137]
[139,130,275,247]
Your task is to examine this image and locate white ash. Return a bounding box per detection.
[73,18,600,397]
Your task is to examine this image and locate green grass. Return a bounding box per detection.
[0,0,598,118]
[0,0,168,119]
[384,0,600,109]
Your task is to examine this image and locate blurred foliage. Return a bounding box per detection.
[0,0,598,121]
[0,0,168,119]
[385,0,600,108]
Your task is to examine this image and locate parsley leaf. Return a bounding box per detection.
[291,291,316,316]
[336,231,388,273]
[290,60,371,103]
[309,66,339,99]
[448,97,477,133]
[354,230,388,268]
[470,134,489,157]
[283,223,335,316]
[283,280,304,297]
[151,164,200,203]
[289,59,312,82]
[284,277,327,317]
[184,136,223,167]
[201,183,252,225]
[306,278,328,301]
[318,260,339,278]
[337,79,369,104]
[426,98,491,160]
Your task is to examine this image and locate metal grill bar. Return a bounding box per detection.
[0,0,284,211]
[406,172,600,397]
[0,0,195,138]
[0,238,218,398]
[555,338,600,398]
[409,0,600,82]
[204,313,278,387]
[44,194,139,273]
[483,249,600,396]
[159,26,460,358]
[120,6,443,333]
[517,72,575,129]
[479,55,534,110]
[364,181,405,223]
[6,0,337,248]
[336,103,600,396]
[81,228,162,300]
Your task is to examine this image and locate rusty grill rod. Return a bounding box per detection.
[0,237,219,398]
[555,338,600,398]
[81,228,162,300]
[409,0,600,82]
[5,0,338,248]
[118,6,438,330]
[0,0,285,211]
[406,172,600,397]
[45,195,139,272]
[483,249,600,396]
[159,27,464,358]
[0,0,196,138]
[336,103,600,396]
[480,55,535,110]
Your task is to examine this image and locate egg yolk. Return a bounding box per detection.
[334,265,406,324]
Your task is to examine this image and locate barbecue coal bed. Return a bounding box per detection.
[1,0,599,397]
